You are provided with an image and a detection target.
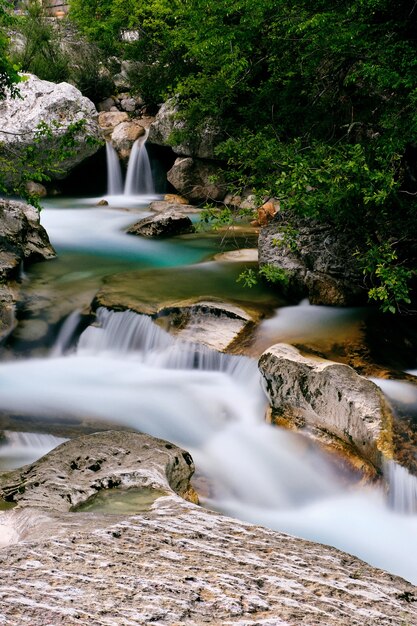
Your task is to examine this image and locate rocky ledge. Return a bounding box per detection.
[0,198,55,341]
[0,431,416,626]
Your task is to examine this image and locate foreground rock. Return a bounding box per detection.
[259,344,394,472]
[0,431,415,626]
[127,210,195,238]
[0,74,102,185]
[259,213,366,305]
[0,199,55,340]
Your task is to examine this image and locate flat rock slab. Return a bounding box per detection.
[0,431,415,626]
[259,344,394,469]
[93,264,282,351]
[127,210,195,238]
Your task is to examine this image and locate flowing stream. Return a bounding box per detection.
[1,195,417,584]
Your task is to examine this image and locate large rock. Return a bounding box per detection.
[0,74,102,184]
[0,431,415,625]
[259,213,366,305]
[167,157,227,202]
[259,343,394,470]
[110,120,145,160]
[148,98,223,159]
[0,199,55,340]
[127,210,195,238]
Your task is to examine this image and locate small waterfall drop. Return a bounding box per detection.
[50,310,83,357]
[384,460,417,514]
[124,130,155,195]
[105,142,124,196]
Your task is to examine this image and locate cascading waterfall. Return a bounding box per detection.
[0,431,67,470]
[105,141,124,196]
[1,307,417,583]
[124,129,155,195]
[105,130,155,197]
[384,459,417,514]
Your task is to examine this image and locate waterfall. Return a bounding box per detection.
[384,460,417,514]
[124,130,155,196]
[105,142,124,196]
[50,310,83,357]
[0,431,67,471]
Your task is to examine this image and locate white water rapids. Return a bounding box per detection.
[0,201,417,583]
[1,306,417,584]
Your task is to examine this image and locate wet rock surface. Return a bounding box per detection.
[259,344,394,470]
[167,156,227,202]
[0,199,56,341]
[127,210,195,238]
[259,214,366,305]
[0,431,416,626]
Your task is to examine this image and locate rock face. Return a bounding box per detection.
[258,214,366,305]
[0,199,55,340]
[98,109,155,160]
[0,74,102,184]
[148,98,223,159]
[259,344,394,470]
[167,157,227,202]
[127,210,195,238]
[0,431,416,626]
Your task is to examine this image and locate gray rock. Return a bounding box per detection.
[258,214,366,305]
[120,97,136,112]
[97,97,116,112]
[167,157,227,202]
[110,120,145,160]
[0,430,415,625]
[0,74,103,185]
[127,210,195,238]
[0,198,55,339]
[259,343,394,469]
[149,200,201,214]
[149,98,223,159]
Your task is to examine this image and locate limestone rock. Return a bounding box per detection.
[164,193,189,204]
[0,430,415,625]
[259,343,394,468]
[127,210,195,238]
[0,74,102,184]
[149,98,223,159]
[259,213,366,305]
[0,431,197,511]
[97,97,116,112]
[110,121,145,160]
[167,157,227,202]
[120,97,136,112]
[98,111,129,131]
[0,198,56,340]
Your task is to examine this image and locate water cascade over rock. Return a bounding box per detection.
[105,130,155,196]
[0,307,417,583]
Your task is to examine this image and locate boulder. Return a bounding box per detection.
[0,198,56,340]
[97,111,129,132]
[0,74,102,185]
[148,98,223,159]
[0,431,415,625]
[126,210,195,238]
[25,181,47,198]
[97,97,116,112]
[167,157,227,202]
[258,213,366,305]
[259,343,394,469]
[110,121,145,160]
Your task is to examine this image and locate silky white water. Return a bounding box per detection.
[105,142,124,196]
[124,131,155,195]
[1,307,417,584]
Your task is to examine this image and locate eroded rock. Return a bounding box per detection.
[0,430,415,625]
[259,343,394,469]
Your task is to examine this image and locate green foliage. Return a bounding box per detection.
[357,241,413,313]
[0,0,21,99]
[65,0,417,307]
[0,119,99,208]
[237,264,289,289]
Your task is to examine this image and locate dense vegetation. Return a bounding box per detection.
[2,0,417,310]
